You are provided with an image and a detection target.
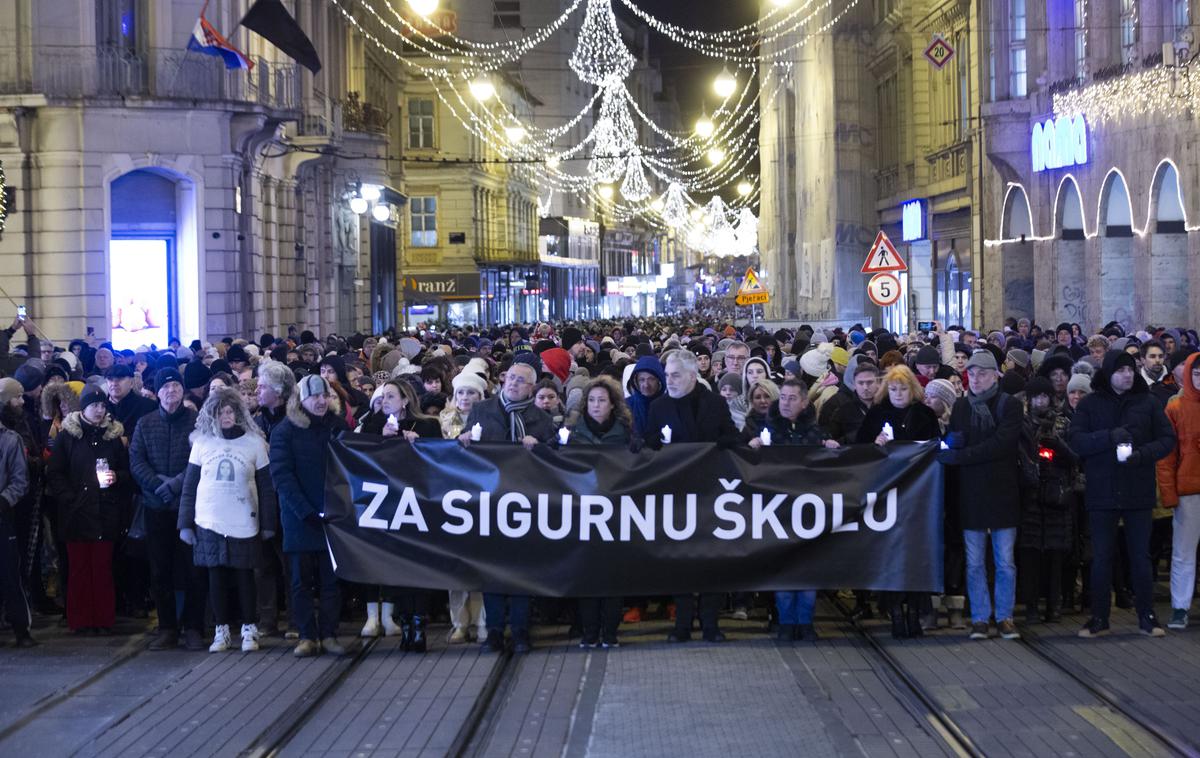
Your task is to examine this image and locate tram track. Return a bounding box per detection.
[830,595,1192,758]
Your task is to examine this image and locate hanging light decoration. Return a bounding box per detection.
[694,113,715,138]
[736,180,753,196]
[569,0,636,85]
[407,0,439,18]
[468,76,496,101]
[706,146,726,165]
[660,182,691,228]
[713,66,737,98]
[504,124,529,143]
[588,82,638,182]
[620,154,651,201]
[734,207,759,256]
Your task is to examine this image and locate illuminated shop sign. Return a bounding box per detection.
[1032,114,1088,173]
[901,199,925,241]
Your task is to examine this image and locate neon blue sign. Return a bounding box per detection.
[901,199,925,241]
[1032,114,1088,172]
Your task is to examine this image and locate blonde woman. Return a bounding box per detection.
[441,370,489,643]
[178,387,277,653]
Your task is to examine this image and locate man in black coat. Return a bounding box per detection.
[1068,350,1175,638]
[938,351,1023,641]
[106,364,156,441]
[645,351,739,643]
[129,369,205,651]
[462,362,554,654]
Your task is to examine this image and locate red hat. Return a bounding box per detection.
[540,347,571,382]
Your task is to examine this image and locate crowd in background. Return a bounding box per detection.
[0,311,1196,653]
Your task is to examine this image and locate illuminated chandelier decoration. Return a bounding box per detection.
[569,0,637,85]
[660,182,691,228]
[734,207,759,256]
[620,155,652,201]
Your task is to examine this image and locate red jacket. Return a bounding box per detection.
[1157,353,1200,507]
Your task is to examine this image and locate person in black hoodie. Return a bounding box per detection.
[1068,350,1175,638]
[645,351,740,643]
[938,351,1024,642]
[857,366,941,638]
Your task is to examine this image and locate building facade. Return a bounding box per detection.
[0,0,407,346]
[980,0,1198,331]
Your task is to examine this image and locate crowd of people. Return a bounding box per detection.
[0,311,1196,654]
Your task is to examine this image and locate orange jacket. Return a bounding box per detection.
[1157,353,1200,507]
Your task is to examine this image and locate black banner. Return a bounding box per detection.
[322,439,944,596]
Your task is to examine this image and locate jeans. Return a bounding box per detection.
[774,591,816,625]
[964,528,1017,624]
[289,551,341,641]
[145,507,206,633]
[1171,494,1200,610]
[578,596,621,641]
[483,593,530,634]
[1089,509,1153,620]
[254,530,288,630]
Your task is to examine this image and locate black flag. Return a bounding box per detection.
[240,0,322,74]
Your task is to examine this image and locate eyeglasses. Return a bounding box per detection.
[506,376,531,386]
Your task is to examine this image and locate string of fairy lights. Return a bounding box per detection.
[327,0,854,251]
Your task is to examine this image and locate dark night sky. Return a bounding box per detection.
[622,0,759,124]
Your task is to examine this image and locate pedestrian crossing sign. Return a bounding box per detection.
[735,267,769,306]
[861,230,908,274]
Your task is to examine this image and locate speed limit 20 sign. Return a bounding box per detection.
[867,272,902,307]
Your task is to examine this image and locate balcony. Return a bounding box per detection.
[0,46,300,114]
[342,91,389,135]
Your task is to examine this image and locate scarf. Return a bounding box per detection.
[966,383,999,436]
[500,394,534,441]
[583,410,617,439]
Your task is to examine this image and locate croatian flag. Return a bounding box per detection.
[187,14,253,70]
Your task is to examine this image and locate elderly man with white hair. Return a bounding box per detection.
[644,350,740,643]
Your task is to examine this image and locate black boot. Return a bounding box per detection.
[905,604,923,638]
[776,623,795,641]
[890,607,909,639]
[410,615,427,653]
[400,614,413,652]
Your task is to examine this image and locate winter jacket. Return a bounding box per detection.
[109,390,157,440]
[625,356,666,439]
[355,409,442,439]
[46,412,131,542]
[1019,406,1077,551]
[255,404,288,440]
[567,416,632,446]
[855,399,941,444]
[1157,352,1200,507]
[0,425,28,517]
[825,395,870,445]
[644,384,740,449]
[464,395,556,444]
[129,404,196,510]
[1067,350,1175,511]
[269,395,348,553]
[743,402,827,446]
[938,388,1023,530]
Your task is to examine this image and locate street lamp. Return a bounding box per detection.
[706,146,726,165]
[361,183,382,202]
[469,77,495,102]
[408,0,438,16]
[504,124,528,144]
[737,180,753,196]
[650,197,665,212]
[694,114,714,139]
[372,203,391,222]
[769,0,791,6]
[349,196,368,215]
[713,67,737,98]
[545,154,561,169]
[599,185,615,200]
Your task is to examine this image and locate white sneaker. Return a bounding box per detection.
[449,627,468,644]
[361,602,382,638]
[241,624,260,652]
[380,602,403,637]
[209,624,232,653]
[731,607,749,621]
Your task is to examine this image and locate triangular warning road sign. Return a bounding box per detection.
[861,231,908,274]
[737,267,768,296]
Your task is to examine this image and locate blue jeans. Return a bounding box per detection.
[964,528,1016,624]
[775,591,816,624]
[483,593,530,634]
[289,551,341,641]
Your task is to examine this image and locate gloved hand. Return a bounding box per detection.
[179,528,196,546]
[1123,450,1143,466]
[1111,427,1133,445]
[154,481,174,504]
[944,432,966,450]
[261,530,276,540]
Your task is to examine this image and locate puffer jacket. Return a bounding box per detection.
[1019,405,1077,551]
[1068,350,1175,511]
[269,394,348,552]
[46,412,131,541]
[129,403,197,510]
[1157,352,1200,507]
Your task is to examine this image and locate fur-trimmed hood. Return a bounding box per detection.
[285,390,343,429]
[42,382,79,419]
[60,410,124,441]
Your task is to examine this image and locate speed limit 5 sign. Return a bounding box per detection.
[867,272,902,307]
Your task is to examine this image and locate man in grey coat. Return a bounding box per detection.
[0,418,31,646]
